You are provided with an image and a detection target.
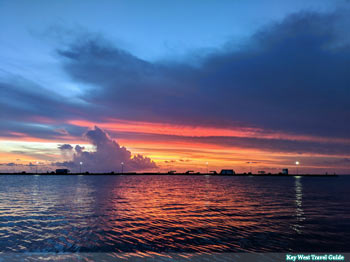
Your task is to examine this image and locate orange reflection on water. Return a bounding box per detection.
[101,175,299,253]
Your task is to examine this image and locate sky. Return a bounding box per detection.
[1,0,350,174]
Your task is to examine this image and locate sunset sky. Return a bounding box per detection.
[1,0,350,174]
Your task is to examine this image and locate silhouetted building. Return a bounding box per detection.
[258,171,266,174]
[185,170,194,174]
[282,169,289,175]
[220,169,235,175]
[56,169,70,174]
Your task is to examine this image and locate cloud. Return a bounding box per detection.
[58,144,73,150]
[104,129,350,156]
[1,8,350,171]
[53,161,76,168]
[57,9,350,140]
[58,144,74,159]
[0,75,70,121]
[317,158,350,166]
[0,162,16,166]
[58,126,157,172]
[75,145,85,153]
[0,72,105,141]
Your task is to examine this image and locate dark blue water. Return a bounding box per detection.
[0,175,349,256]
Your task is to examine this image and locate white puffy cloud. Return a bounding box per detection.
[58,126,157,172]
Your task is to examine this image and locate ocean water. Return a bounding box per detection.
[0,175,349,257]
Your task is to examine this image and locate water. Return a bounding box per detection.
[0,175,349,257]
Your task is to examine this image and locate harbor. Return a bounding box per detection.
[0,171,338,177]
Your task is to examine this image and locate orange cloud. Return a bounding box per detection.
[68,118,350,144]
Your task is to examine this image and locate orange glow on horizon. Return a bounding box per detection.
[68,118,350,144]
[1,118,350,173]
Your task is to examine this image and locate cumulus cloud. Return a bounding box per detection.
[58,126,157,172]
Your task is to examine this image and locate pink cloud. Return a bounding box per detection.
[58,126,157,172]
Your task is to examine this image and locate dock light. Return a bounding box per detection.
[36,161,39,174]
[206,162,209,174]
[121,162,124,174]
[79,162,83,173]
[295,161,300,175]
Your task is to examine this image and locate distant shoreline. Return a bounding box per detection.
[0,172,339,177]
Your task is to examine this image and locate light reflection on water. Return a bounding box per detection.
[0,175,349,256]
[294,177,305,233]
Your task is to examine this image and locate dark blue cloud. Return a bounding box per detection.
[58,144,73,150]
[57,9,350,139]
[0,74,102,139]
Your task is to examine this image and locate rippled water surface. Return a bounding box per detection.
[0,175,349,255]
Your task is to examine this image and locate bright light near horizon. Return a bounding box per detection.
[295,161,300,165]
